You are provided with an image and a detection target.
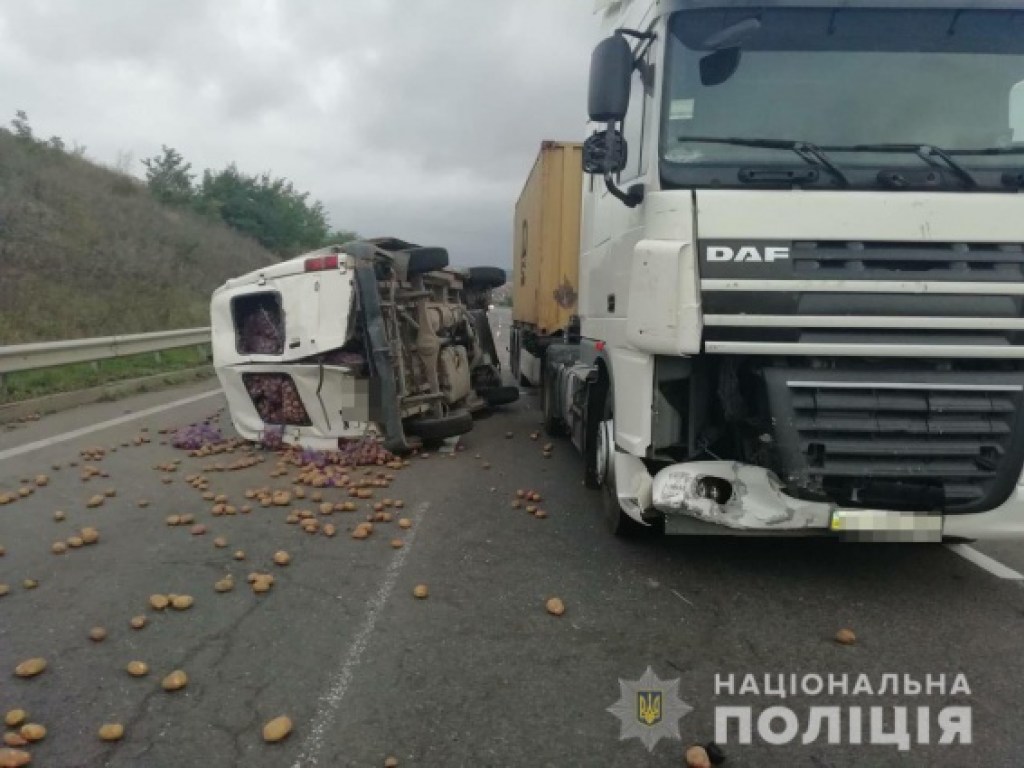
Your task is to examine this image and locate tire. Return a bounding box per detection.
[542,373,565,437]
[465,266,507,289]
[583,383,606,490]
[404,409,473,441]
[480,385,519,407]
[599,390,642,537]
[406,247,450,276]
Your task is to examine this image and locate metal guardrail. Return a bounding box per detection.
[0,327,212,375]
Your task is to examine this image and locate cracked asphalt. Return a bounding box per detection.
[3,369,1024,765]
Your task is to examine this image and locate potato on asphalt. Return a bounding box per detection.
[0,748,31,767]
[13,658,46,678]
[149,594,169,610]
[834,628,857,646]
[161,670,187,691]
[545,597,566,617]
[18,725,44,743]
[98,723,125,741]
[171,595,194,610]
[262,715,293,743]
[3,712,26,728]
[685,745,711,768]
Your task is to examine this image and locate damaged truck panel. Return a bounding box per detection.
[652,462,832,532]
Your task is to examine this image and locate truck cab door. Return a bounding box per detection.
[582,36,656,333]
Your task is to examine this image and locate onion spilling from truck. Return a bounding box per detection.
[212,237,516,452]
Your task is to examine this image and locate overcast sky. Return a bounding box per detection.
[0,0,601,268]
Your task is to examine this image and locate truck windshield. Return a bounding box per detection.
[661,6,1024,185]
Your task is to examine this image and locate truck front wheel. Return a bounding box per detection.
[597,389,642,537]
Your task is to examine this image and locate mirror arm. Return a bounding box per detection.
[603,173,644,207]
[602,120,644,208]
[616,28,656,42]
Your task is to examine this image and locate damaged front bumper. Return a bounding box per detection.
[651,461,837,534]
[612,455,1024,541]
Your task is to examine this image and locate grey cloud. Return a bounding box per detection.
[0,0,600,268]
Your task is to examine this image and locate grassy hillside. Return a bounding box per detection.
[0,130,276,344]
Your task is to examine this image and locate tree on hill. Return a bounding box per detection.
[142,145,196,206]
[140,145,355,258]
[196,165,331,256]
[11,110,33,141]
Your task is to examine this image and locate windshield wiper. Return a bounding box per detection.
[837,143,978,189]
[942,146,1024,156]
[676,136,850,187]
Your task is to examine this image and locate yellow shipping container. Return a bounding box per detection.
[512,141,582,335]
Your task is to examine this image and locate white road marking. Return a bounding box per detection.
[292,501,428,767]
[946,543,1024,581]
[670,589,695,607]
[0,389,222,462]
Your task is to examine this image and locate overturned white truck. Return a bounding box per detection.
[211,238,516,453]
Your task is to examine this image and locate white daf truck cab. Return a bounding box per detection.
[543,0,1024,540]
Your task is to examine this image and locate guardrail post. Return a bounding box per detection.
[0,373,6,398]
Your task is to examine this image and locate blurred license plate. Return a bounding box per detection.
[830,510,943,543]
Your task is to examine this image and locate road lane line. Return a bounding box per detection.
[946,543,1024,581]
[293,501,428,767]
[0,389,222,462]
[671,589,695,607]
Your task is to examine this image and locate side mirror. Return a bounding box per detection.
[588,34,634,123]
[699,47,741,87]
[582,129,627,176]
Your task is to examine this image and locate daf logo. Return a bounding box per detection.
[706,245,790,263]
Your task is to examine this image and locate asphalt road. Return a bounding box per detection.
[2,360,1024,765]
